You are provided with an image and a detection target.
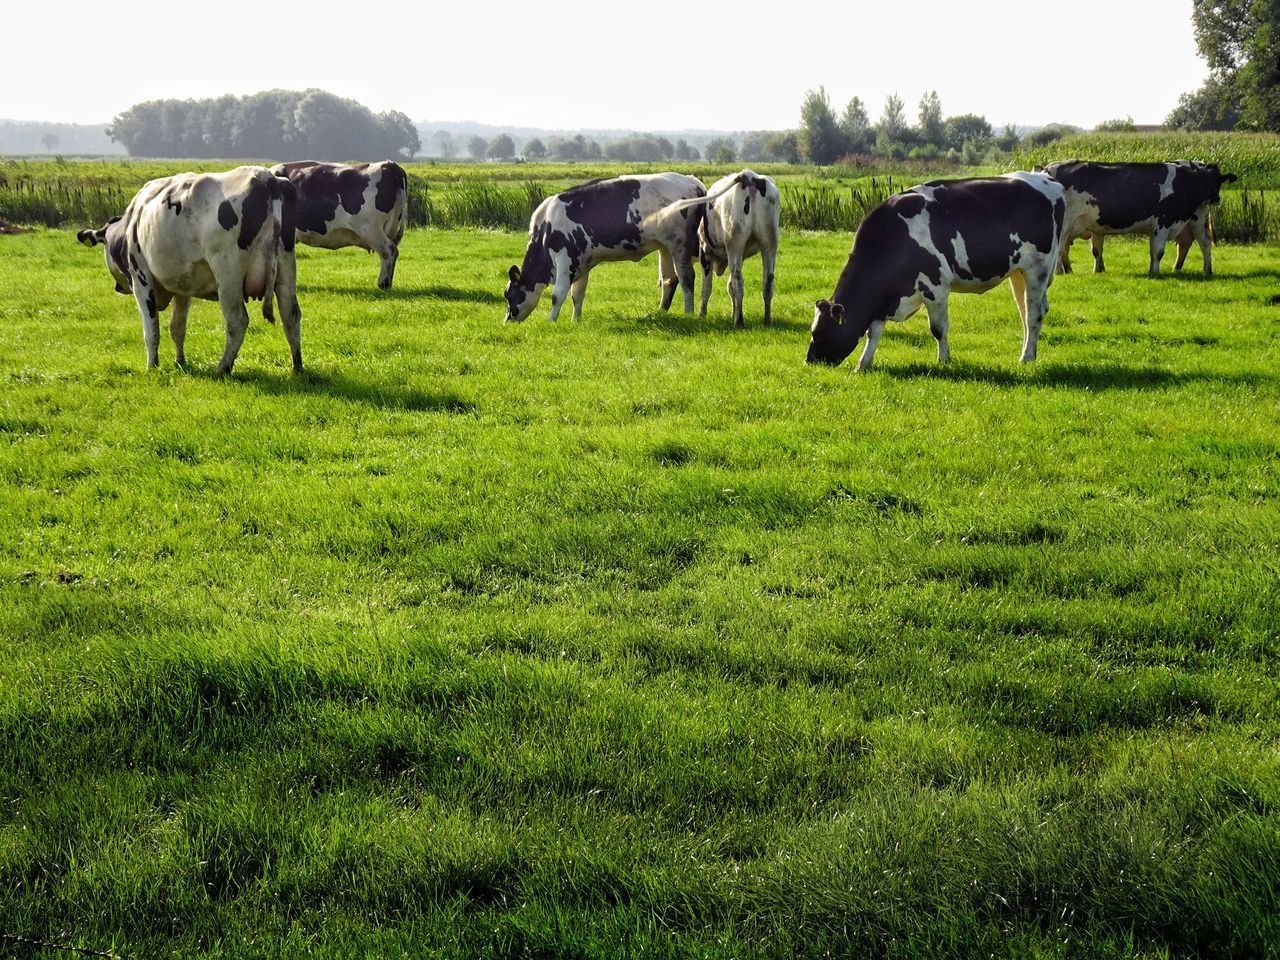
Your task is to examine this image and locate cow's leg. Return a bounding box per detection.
[925,296,950,363]
[128,271,161,370]
[658,249,678,312]
[1020,270,1051,363]
[1091,234,1106,273]
[854,320,886,372]
[1148,229,1169,277]
[546,253,573,322]
[275,250,303,373]
[570,273,589,320]
[1009,270,1030,350]
[760,241,777,327]
[1058,238,1073,275]
[1177,220,1208,276]
[374,235,399,290]
[675,254,697,314]
[215,277,252,376]
[726,242,747,328]
[1174,224,1193,272]
[169,296,191,367]
[698,250,714,318]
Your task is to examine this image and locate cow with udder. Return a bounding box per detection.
[270,160,407,289]
[77,165,302,375]
[660,170,781,327]
[807,172,1067,370]
[1044,160,1237,276]
[503,173,706,322]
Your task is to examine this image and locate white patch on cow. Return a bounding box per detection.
[914,185,940,202]
[1159,164,1178,200]
[951,233,971,274]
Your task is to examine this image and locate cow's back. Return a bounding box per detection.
[130,166,283,299]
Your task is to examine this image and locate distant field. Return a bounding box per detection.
[5,132,1279,236]
[1,225,1277,958]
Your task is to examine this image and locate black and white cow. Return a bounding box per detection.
[1044,160,1238,276]
[503,173,706,322]
[78,165,302,374]
[807,172,1066,370]
[270,160,407,289]
[663,170,781,327]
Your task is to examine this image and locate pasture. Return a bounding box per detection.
[1,225,1278,959]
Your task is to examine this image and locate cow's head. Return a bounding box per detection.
[806,299,860,366]
[77,216,131,294]
[1182,161,1239,204]
[503,264,541,322]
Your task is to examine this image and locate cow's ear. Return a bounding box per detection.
[77,229,101,247]
[831,303,845,324]
[1224,173,1239,184]
[508,265,521,283]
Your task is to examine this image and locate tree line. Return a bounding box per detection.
[107,89,420,159]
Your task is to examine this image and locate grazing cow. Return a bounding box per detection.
[503,173,706,322]
[1044,160,1238,276]
[807,172,1066,370]
[77,166,301,374]
[270,160,407,289]
[662,170,781,326]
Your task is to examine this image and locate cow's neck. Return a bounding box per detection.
[828,257,877,348]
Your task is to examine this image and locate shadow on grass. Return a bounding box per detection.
[304,283,501,303]
[876,360,1273,391]
[193,366,478,414]
[611,309,812,337]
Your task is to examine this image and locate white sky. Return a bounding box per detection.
[4,0,1205,131]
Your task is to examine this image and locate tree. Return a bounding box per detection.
[799,86,847,164]
[433,130,457,159]
[1167,75,1243,129]
[874,94,910,155]
[704,137,736,163]
[466,135,488,159]
[762,131,800,164]
[840,97,872,154]
[674,138,699,161]
[486,133,515,160]
[1094,116,1136,132]
[655,135,675,160]
[523,137,546,159]
[1172,0,1280,130]
[1025,123,1080,147]
[994,124,1020,152]
[39,132,59,153]
[943,113,993,151]
[917,91,944,147]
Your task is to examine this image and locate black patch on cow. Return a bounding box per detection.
[164,190,182,217]
[105,221,129,285]
[276,161,372,235]
[744,195,751,215]
[558,177,645,249]
[1047,161,1231,231]
[218,201,238,230]
[236,175,274,250]
[374,162,406,214]
[145,288,157,320]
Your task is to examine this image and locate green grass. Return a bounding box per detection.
[1,227,1278,959]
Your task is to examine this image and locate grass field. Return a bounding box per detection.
[1,226,1278,959]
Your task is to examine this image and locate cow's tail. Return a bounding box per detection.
[647,176,742,223]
